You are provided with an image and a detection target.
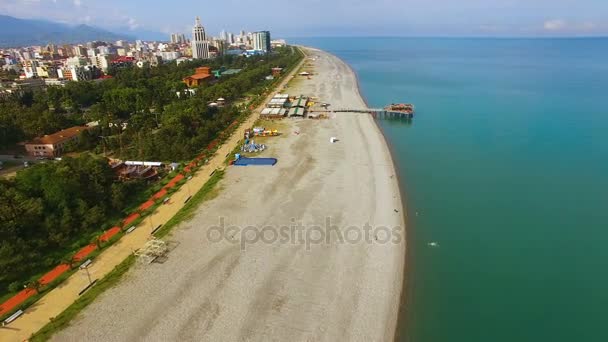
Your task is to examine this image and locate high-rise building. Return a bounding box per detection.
[66,56,88,67]
[73,46,87,56]
[191,17,210,59]
[23,60,40,78]
[252,31,271,52]
[135,40,148,52]
[91,55,113,72]
[212,39,226,55]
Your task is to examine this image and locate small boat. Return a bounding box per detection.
[428,242,439,247]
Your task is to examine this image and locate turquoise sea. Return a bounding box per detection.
[291,37,608,342]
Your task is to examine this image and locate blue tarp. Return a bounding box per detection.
[233,157,277,166]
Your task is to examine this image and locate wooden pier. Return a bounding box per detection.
[324,107,414,119]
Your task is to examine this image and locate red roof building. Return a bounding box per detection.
[183,66,214,87]
[24,126,90,157]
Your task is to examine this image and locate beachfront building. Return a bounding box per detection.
[266,93,289,108]
[260,107,287,119]
[24,126,89,157]
[191,17,210,59]
[288,95,309,117]
[252,31,271,52]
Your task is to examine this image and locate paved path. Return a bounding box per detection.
[0,52,305,342]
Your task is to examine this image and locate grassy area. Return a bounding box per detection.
[225,141,243,165]
[29,255,136,342]
[153,169,225,239]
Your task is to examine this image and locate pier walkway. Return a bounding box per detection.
[311,108,415,119]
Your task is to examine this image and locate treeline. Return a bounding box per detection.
[0,47,300,155]
[0,154,144,292]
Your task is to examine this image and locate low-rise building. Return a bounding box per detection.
[24,126,89,157]
[260,107,286,119]
[288,95,309,117]
[183,66,214,87]
[271,67,283,77]
[158,51,182,61]
[266,93,289,108]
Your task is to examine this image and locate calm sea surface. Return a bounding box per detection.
[291,37,608,342]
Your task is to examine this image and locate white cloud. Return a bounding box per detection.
[73,0,81,7]
[543,19,566,31]
[127,17,139,30]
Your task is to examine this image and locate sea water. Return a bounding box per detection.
[291,37,608,342]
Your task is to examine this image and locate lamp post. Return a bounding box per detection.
[80,259,93,285]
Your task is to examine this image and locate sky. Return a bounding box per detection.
[1,0,607,38]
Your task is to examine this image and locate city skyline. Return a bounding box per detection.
[0,0,607,37]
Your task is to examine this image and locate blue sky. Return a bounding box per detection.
[1,0,607,37]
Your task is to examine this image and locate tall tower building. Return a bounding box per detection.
[191,17,210,59]
[252,31,271,52]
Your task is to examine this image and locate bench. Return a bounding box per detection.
[2,309,23,326]
[79,259,92,269]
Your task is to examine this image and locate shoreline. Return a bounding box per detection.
[332,49,410,340]
[309,47,408,339]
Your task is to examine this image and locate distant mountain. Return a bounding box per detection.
[114,27,169,42]
[0,15,134,47]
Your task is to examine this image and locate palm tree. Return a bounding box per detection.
[62,256,77,270]
[26,280,43,294]
[92,233,104,250]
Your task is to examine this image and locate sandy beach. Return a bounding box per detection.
[52,48,406,342]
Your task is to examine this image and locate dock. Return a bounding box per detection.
[312,103,415,119]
